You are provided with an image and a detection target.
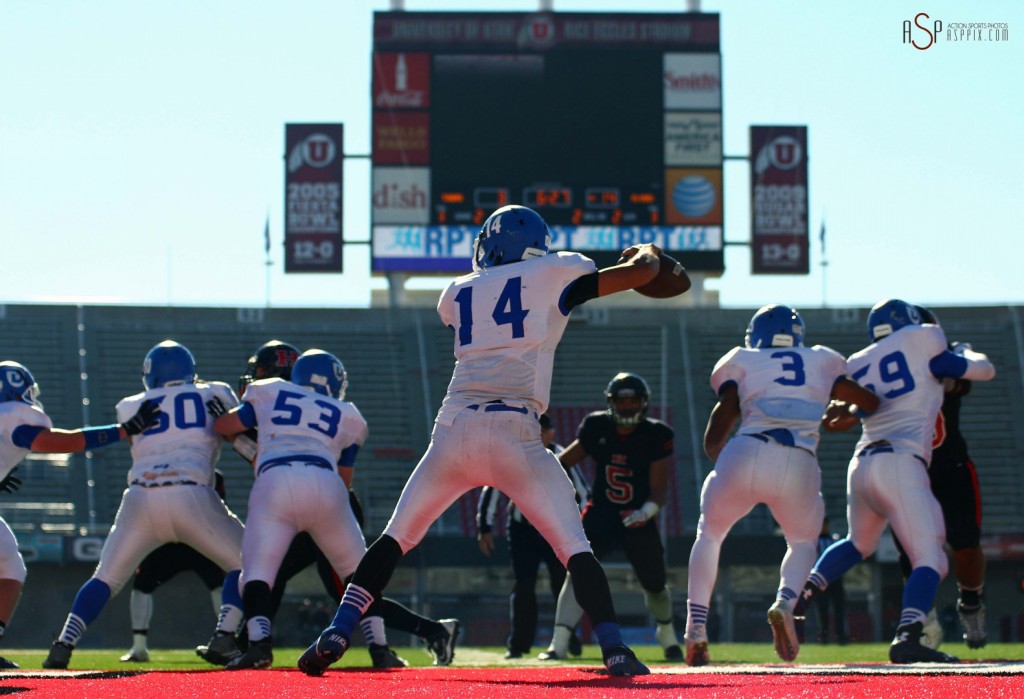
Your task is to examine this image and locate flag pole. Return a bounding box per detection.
[819,218,828,308]
[264,212,272,309]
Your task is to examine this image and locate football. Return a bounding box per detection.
[634,252,691,298]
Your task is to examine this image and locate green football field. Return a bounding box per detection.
[5,643,1024,671]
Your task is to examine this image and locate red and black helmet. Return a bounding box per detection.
[239,340,300,394]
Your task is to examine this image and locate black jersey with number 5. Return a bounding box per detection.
[577,411,673,512]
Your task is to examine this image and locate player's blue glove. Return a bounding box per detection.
[122,399,162,436]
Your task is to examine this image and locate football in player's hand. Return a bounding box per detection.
[634,252,691,298]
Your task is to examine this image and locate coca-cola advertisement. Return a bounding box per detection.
[373,52,430,110]
[750,125,808,274]
[284,123,344,273]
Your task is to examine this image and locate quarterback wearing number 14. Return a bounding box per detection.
[299,205,690,678]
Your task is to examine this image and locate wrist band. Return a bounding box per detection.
[640,501,660,519]
[82,425,122,449]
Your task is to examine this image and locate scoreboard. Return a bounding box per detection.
[371,11,723,274]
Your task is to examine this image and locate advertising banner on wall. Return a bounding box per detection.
[750,125,809,274]
[284,123,344,273]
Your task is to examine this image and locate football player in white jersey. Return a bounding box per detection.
[213,349,382,670]
[792,299,996,664]
[43,342,246,670]
[683,305,880,666]
[0,360,160,669]
[299,204,682,678]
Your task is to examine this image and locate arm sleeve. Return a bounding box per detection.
[929,350,995,381]
[11,425,45,449]
[338,444,360,468]
[236,402,258,428]
[560,272,600,312]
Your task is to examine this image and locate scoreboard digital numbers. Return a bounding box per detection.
[371,12,723,274]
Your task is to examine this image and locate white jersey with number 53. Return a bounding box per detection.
[241,378,368,473]
[436,251,596,423]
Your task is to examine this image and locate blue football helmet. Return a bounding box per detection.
[745,304,805,349]
[0,361,41,406]
[914,305,939,326]
[291,349,348,399]
[472,205,551,272]
[867,299,922,341]
[143,341,197,389]
[605,372,650,427]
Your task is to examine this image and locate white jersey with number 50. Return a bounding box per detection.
[435,251,596,424]
[242,378,368,472]
[710,345,847,453]
[116,381,238,487]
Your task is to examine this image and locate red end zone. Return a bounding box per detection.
[3,665,1024,699]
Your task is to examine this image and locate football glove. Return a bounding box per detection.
[206,397,228,418]
[122,399,162,436]
[620,501,660,528]
[0,467,22,494]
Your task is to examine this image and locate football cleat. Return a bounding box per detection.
[889,622,960,664]
[664,644,684,661]
[369,643,408,669]
[767,600,799,662]
[225,639,273,670]
[537,648,565,661]
[425,618,460,666]
[602,645,650,677]
[119,649,150,663]
[503,649,523,659]
[684,626,710,667]
[195,631,241,666]
[298,627,350,677]
[42,641,73,669]
[0,655,19,669]
[958,602,988,649]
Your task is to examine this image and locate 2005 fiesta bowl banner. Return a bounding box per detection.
[284,123,344,273]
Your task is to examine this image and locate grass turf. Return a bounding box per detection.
[4,643,1023,671]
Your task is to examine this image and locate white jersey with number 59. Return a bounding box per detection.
[710,345,847,453]
[849,324,960,461]
[435,251,596,423]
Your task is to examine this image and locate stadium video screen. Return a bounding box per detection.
[371,11,723,274]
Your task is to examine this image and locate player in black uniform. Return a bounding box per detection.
[476,413,587,659]
[197,341,459,669]
[120,471,229,662]
[540,373,683,661]
[891,307,988,649]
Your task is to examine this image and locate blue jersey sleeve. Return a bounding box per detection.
[237,402,258,428]
[929,350,968,379]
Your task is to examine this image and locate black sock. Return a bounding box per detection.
[242,580,273,621]
[381,597,440,638]
[567,552,617,626]
[351,535,404,599]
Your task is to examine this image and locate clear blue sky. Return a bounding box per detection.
[2,1,1021,310]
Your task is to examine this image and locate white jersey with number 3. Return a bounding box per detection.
[435,251,596,424]
[710,345,847,453]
